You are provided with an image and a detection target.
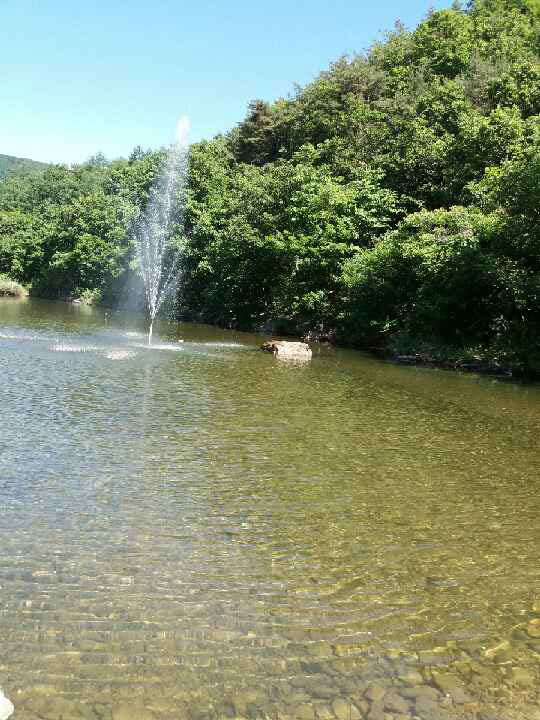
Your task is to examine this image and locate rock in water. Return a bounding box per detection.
[0,690,14,720]
[261,340,312,361]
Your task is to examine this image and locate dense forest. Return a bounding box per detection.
[1,0,540,375]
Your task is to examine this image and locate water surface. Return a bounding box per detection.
[1,298,540,720]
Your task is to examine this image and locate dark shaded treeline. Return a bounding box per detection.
[1,0,540,375]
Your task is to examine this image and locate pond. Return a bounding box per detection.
[1,297,540,720]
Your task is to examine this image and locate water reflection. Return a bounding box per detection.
[1,298,540,720]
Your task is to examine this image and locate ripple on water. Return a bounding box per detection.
[0,331,41,341]
[135,342,185,351]
[195,342,246,348]
[2,299,540,720]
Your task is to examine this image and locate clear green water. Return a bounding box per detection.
[1,298,540,720]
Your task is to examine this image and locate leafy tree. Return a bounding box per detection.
[0,211,44,283]
[3,0,540,374]
[340,207,499,345]
[412,9,474,78]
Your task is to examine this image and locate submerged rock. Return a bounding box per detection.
[261,340,312,361]
[112,702,155,720]
[293,703,315,720]
[384,692,410,714]
[431,672,473,704]
[510,667,536,688]
[332,698,362,719]
[484,640,512,662]
[365,685,386,702]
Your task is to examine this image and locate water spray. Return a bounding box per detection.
[134,115,190,345]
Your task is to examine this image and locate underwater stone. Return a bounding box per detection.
[431,672,473,704]
[384,692,410,714]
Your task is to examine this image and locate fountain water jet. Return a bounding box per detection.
[134,116,190,345]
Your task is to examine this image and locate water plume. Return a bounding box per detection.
[134,115,190,344]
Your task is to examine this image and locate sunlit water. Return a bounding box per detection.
[1,298,540,720]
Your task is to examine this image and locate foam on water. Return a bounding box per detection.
[135,342,184,352]
[50,344,138,360]
[104,350,137,360]
[52,344,100,353]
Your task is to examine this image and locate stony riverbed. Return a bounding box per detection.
[1,298,540,720]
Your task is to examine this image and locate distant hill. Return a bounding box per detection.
[0,154,49,181]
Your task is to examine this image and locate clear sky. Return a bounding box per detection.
[1,0,449,165]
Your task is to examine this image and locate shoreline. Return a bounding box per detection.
[9,293,531,381]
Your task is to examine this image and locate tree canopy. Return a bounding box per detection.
[2,0,540,375]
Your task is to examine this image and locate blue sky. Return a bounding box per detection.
[2,0,448,165]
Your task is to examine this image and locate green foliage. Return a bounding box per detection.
[468,0,540,62]
[32,190,135,301]
[181,139,400,328]
[0,154,48,181]
[0,151,165,303]
[412,9,474,78]
[340,207,499,344]
[487,60,540,115]
[0,210,43,283]
[468,146,540,372]
[176,0,540,374]
[4,0,540,375]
